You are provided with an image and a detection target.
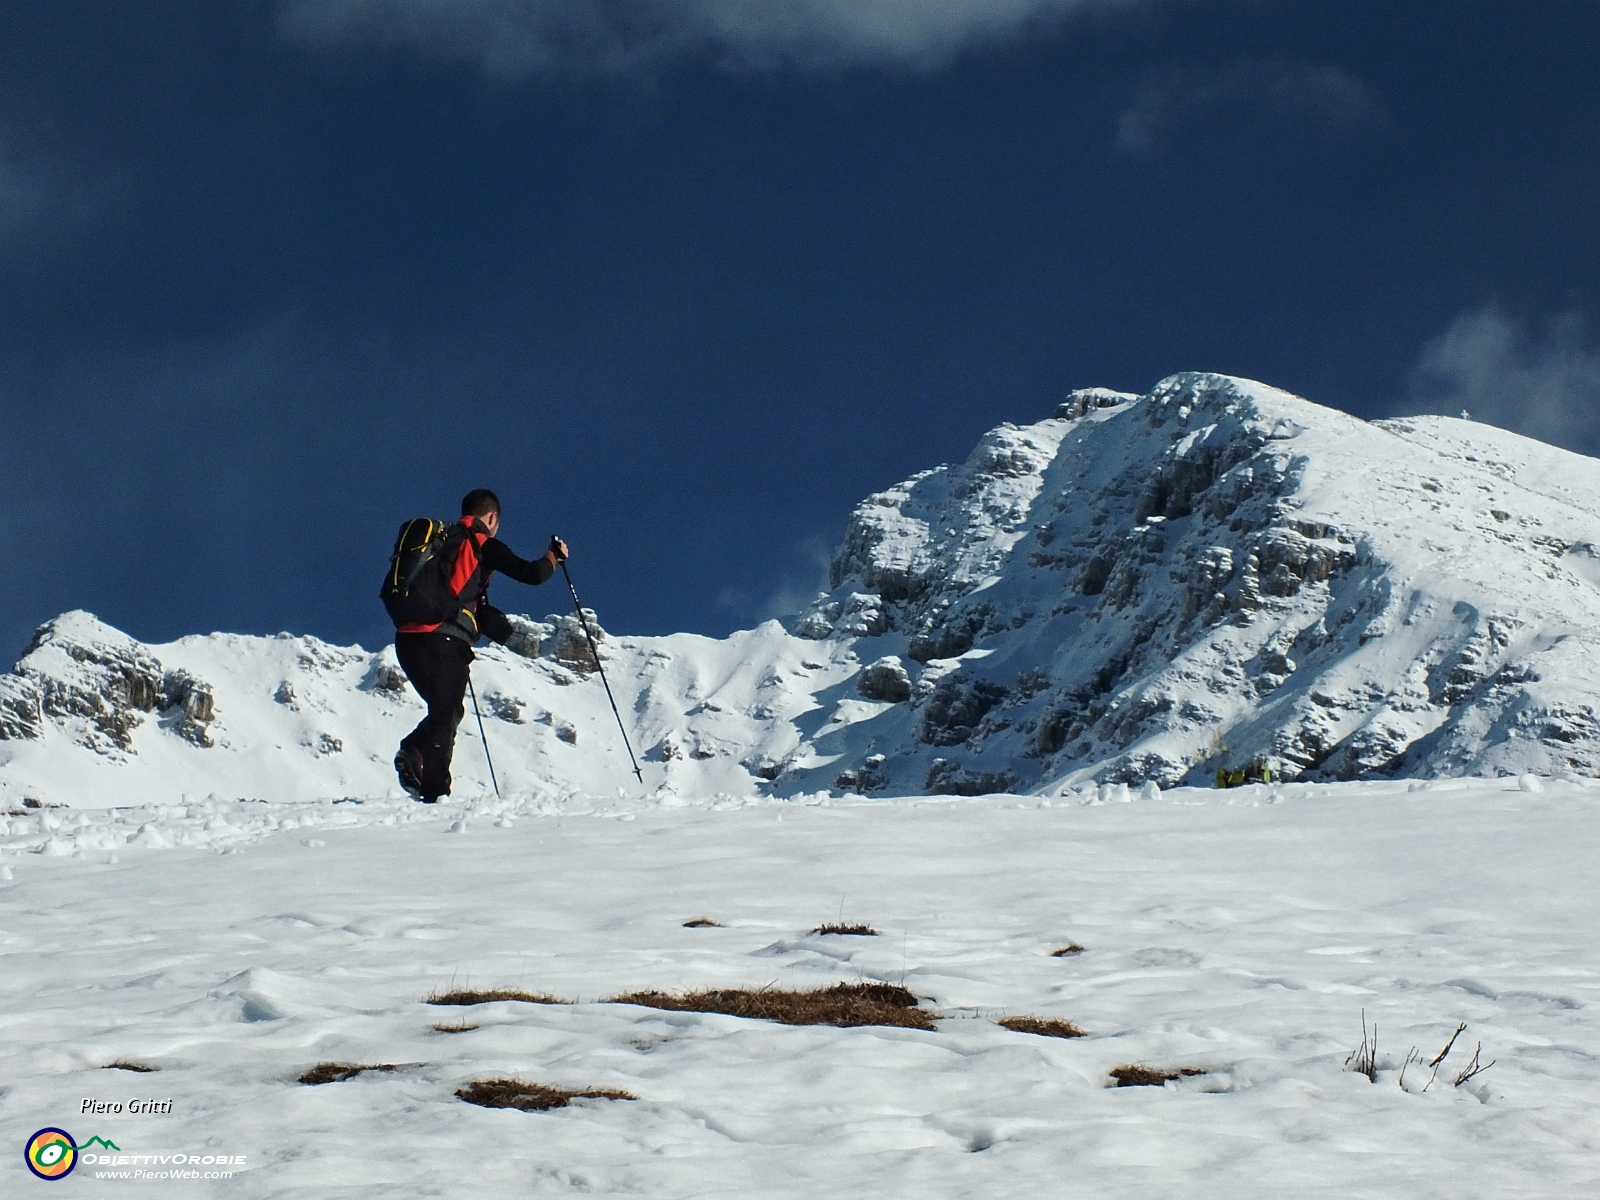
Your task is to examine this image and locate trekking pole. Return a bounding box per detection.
[556,543,643,784]
[466,674,501,798]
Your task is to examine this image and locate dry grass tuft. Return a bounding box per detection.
[431,1021,481,1034]
[812,923,878,936]
[298,1062,400,1086]
[998,1016,1088,1039]
[427,988,569,1007]
[682,917,722,928]
[611,981,934,1030]
[1109,1065,1205,1088]
[1050,943,1085,957]
[103,1060,158,1073]
[456,1079,637,1111]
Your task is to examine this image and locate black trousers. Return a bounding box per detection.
[394,632,474,799]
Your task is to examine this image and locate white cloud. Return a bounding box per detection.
[275,0,1131,78]
[1408,306,1600,454]
[1114,59,1382,158]
[716,533,834,625]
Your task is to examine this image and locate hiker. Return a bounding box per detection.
[390,489,567,803]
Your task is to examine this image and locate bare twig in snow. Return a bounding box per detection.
[1344,1009,1378,1083]
[1453,1042,1495,1087]
[1398,1046,1421,1090]
[1429,1022,1467,1068]
[1423,1021,1468,1091]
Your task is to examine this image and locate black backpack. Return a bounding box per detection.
[380,518,470,627]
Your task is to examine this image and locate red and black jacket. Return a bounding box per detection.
[397,516,558,643]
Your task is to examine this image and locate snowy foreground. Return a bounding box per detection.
[4,779,1598,1197]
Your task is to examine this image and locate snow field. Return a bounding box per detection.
[3,780,1598,1197]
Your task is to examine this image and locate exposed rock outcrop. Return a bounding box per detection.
[3,614,219,753]
[858,656,912,703]
[546,610,606,674]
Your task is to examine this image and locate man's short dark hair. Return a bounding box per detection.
[461,489,501,518]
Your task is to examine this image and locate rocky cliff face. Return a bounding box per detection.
[1,616,219,753]
[793,372,1600,792]
[7,372,1600,808]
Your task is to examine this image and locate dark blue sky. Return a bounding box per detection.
[3,1,1598,658]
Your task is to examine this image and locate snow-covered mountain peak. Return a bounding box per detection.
[795,371,1600,792]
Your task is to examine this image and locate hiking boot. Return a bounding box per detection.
[394,746,426,801]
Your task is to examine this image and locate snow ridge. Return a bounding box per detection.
[5,372,1600,807]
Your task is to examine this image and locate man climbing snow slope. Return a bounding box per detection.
[390,489,568,803]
